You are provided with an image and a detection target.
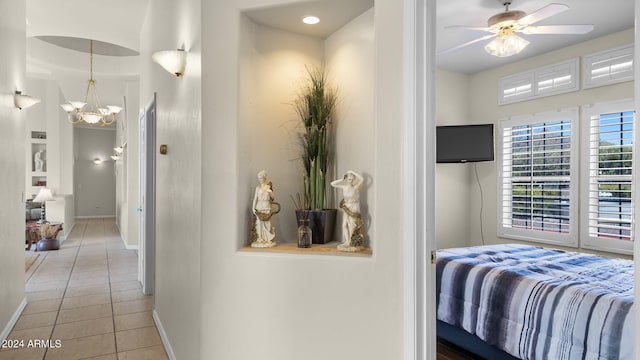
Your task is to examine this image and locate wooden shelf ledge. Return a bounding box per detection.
[240,242,372,257]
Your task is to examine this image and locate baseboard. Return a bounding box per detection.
[0,298,27,343]
[123,242,138,250]
[75,215,117,219]
[153,309,177,360]
[119,232,138,250]
[58,223,76,245]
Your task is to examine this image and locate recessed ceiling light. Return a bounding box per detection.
[302,16,320,25]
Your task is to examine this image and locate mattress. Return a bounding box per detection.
[436,244,634,360]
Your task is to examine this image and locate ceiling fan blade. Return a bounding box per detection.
[522,24,594,35]
[519,3,569,26]
[445,25,493,32]
[437,34,497,56]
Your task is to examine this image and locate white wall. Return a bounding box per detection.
[74,127,117,217]
[326,8,376,246]
[140,0,202,358]
[114,79,140,248]
[237,8,376,245]
[46,194,74,241]
[202,1,404,359]
[125,80,140,248]
[465,28,634,254]
[56,86,74,196]
[0,0,27,341]
[24,78,74,198]
[24,78,46,198]
[435,69,473,248]
[238,17,325,245]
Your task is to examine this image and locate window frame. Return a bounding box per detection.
[497,107,580,247]
[498,58,580,105]
[582,44,634,90]
[580,99,635,255]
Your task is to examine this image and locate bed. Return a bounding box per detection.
[436,244,634,360]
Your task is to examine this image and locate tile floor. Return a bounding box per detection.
[0,218,169,360]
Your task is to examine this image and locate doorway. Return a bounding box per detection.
[139,93,157,296]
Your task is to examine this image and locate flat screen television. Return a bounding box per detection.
[436,124,494,163]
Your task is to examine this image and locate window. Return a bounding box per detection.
[536,59,579,96]
[500,73,534,104]
[581,100,635,254]
[498,58,579,105]
[583,44,634,89]
[498,108,579,246]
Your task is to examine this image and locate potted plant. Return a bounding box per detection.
[293,66,338,244]
[37,223,61,251]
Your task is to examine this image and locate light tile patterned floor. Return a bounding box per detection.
[0,218,168,360]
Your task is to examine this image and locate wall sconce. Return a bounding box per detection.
[113,140,127,155]
[93,158,103,165]
[14,91,41,110]
[152,48,187,77]
[110,155,121,161]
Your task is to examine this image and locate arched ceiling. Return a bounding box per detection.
[26,0,149,107]
[26,0,149,53]
[35,36,139,57]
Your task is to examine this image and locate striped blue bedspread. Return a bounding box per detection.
[436,244,634,360]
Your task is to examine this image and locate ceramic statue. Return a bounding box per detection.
[251,170,280,248]
[34,150,44,172]
[331,170,365,252]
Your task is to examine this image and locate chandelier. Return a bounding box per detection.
[60,40,122,126]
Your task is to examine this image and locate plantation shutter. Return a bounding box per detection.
[500,75,533,104]
[498,109,578,246]
[582,101,635,254]
[583,45,634,89]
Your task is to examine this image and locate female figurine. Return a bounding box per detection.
[251,170,280,248]
[34,150,44,172]
[331,170,365,252]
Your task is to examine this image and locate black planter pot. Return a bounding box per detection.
[295,209,337,244]
[37,238,59,251]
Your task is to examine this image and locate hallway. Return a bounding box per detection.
[0,218,168,360]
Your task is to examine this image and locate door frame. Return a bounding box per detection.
[139,93,157,296]
[403,0,436,359]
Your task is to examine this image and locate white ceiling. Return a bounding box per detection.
[243,0,374,39]
[24,0,635,106]
[437,0,635,74]
[25,0,148,108]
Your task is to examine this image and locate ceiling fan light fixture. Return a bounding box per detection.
[487,10,525,28]
[484,32,529,57]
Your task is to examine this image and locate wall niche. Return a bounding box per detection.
[238,0,375,256]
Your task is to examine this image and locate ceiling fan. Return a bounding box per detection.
[440,1,594,57]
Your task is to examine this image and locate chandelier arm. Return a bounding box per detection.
[66,113,84,125]
[101,116,116,126]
